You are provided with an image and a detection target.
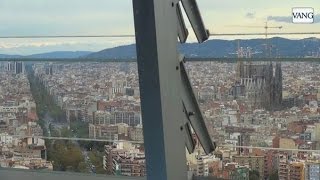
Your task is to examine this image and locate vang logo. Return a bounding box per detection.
[292,8,314,24]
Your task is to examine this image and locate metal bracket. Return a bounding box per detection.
[179,55,216,154]
[175,0,216,154]
[176,0,210,43]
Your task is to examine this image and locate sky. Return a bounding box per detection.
[0,0,319,55]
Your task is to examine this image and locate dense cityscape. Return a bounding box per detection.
[0,59,320,180]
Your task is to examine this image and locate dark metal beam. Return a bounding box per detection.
[132,0,188,179]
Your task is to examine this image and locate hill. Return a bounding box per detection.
[27,51,92,59]
[0,51,92,59]
[85,37,320,59]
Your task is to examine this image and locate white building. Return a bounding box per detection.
[0,133,13,144]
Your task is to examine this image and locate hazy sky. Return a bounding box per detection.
[0,0,319,55]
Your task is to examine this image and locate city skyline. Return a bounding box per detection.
[1,60,320,179]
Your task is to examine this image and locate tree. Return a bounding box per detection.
[78,162,88,173]
[27,65,86,173]
[50,126,61,137]
[79,141,108,151]
[249,170,260,180]
[89,150,105,174]
[257,142,268,147]
[61,127,72,137]
[269,170,279,180]
[70,121,89,138]
[46,140,84,172]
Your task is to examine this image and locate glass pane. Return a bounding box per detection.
[1,0,320,180]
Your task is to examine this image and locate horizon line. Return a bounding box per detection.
[1,36,319,56]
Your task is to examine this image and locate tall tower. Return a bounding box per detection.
[263,62,273,110]
[14,62,24,74]
[236,40,244,81]
[274,62,283,109]
[7,62,15,72]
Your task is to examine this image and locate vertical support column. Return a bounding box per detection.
[132,0,187,180]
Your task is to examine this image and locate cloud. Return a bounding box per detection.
[0,41,81,49]
[0,38,135,55]
[245,12,256,19]
[267,14,320,23]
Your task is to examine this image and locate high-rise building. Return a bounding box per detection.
[15,62,24,74]
[195,154,220,177]
[237,134,250,155]
[92,111,112,125]
[0,62,6,71]
[278,153,289,180]
[8,62,14,72]
[278,153,305,180]
[5,62,16,72]
[314,123,320,141]
[112,111,141,126]
[92,111,141,126]
[263,150,279,179]
[45,65,53,75]
[289,162,304,180]
[305,162,320,180]
[103,145,146,177]
[128,125,144,141]
[88,124,120,140]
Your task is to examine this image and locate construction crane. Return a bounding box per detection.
[226,22,283,57]
[261,21,283,39]
[228,39,263,81]
[261,22,282,57]
[227,22,282,39]
[227,22,281,80]
[229,43,262,58]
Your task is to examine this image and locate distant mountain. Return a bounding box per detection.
[1,37,319,60]
[27,51,92,59]
[0,51,92,59]
[0,54,23,58]
[85,37,320,59]
[85,45,136,59]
